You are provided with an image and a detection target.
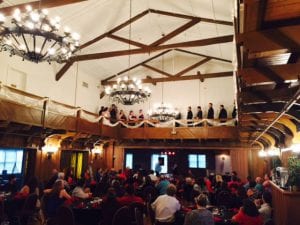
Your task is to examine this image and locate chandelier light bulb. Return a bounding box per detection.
[26,21,34,29]
[25,5,32,12]
[42,24,51,31]
[30,12,40,22]
[64,26,71,34]
[117,77,121,83]
[123,76,129,82]
[41,9,48,15]
[48,48,56,55]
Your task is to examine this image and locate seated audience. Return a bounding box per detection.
[255,191,272,223]
[184,194,214,225]
[100,188,121,225]
[255,177,264,194]
[232,199,263,225]
[117,185,144,206]
[148,170,158,183]
[183,177,194,203]
[44,180,72,218]
[247,181,259,201]
[3,174,18,194]
[19,176,39,196]
[263,174,271,192]
[72,179,92,199]
[156,175,170,196]
[151,184,181,224]
[244,176,252,191]
[46,168,58,189]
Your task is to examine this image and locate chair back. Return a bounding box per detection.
[112,206,131,225]
[146,202,155,225]
[129,202,144,224]
[216,191,233,208]
[134,208,144,225]
[56,205,75,225]
[143,186,157,203]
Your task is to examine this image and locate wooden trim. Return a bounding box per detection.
[142,64,173,77]
[174,58,211,77]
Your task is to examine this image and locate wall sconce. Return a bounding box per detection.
[92,145,103,159]
[42,145,59,159]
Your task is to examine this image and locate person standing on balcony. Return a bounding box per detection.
[218,104,228,122]
[207,103,214,119]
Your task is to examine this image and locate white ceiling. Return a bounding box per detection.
[0,0,235,81]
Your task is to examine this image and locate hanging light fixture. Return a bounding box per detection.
[0,2,80,64]
[104,0,151,105]
[149,55,178,121]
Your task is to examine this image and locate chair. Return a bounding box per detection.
[112,206,131,225]
[129,202,144,225]
[216,191,233,209]
[134,208,144,225]
[56,205,75,225]
[146,202,155,225]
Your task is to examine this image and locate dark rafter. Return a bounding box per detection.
[175,49,232,63]
[101,71,232,85]
[174,58,211,77]
[73,35,233,62]
[142,64,173,77]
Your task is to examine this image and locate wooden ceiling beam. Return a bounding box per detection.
[240,85,299,104]
[240,113,292,122]
[264,0,300,23]
[0,0,87,15]
[174,58,211,77]
[243,0,267,32]
[238,25,300,59]
[80,9,149,50]
[73,35,233,62]
[149,9,233,26]
[175,49,232,63]
[142,64,173,77]
[55,61,74,81]
[102,50,172,82]
[238,63,300,86]
[101,71,232,85]
[107,34,148,49]
[150,18,201,47]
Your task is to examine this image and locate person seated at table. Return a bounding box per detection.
[117,184,144,206]
[183,193,214,225]
[112,179,125,197]
[232,199,263,225]
[255,177,264,194]
[247,181,259,202]
[56,172,70,191]
[148,170,158,183]
[183,177,194,203]
[100,188,121,225]
[72,179,92,199]
[19,176,39,196]
[65,167,75,186]
[262,174,271,193]
[44,180,72,218]
[156,175,170,196]
[243,175,253,191]
[255,191,272,224]
[45,168,58,189]
[151,184,181,224]
[3,174,18,194]
[231,185,247,209]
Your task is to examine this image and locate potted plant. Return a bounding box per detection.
[287,156,300,191]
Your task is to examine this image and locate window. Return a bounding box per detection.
[125,154,133,169]
[0,149,23,174]
[188,154,206,168]
[151,154,168,173]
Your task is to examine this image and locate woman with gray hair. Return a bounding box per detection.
[184,194,214,225]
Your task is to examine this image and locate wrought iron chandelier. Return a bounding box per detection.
[105,76,151,105]
[149,102,179,122]
[104,0,151,105]
[149,55,178,121]
[0,4,80,63]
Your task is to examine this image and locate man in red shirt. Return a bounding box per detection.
[117,185,144,206]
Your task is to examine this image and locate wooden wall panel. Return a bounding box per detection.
[230,149,249,181]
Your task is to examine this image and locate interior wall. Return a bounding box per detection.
[230,149,249,182]
[0,54,101,113]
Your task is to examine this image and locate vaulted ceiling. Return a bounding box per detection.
[236,0,300,149]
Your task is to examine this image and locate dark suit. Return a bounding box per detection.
[207,108,214,119]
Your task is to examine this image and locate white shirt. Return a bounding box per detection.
[151,195,180,222]
[72,186,90,199]
[259,203,272,223]
[149,174,158,182]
